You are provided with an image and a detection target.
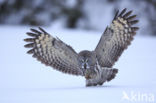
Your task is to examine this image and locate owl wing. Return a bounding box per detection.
[24,27,83,76]
[95,8,139,67]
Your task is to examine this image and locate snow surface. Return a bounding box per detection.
[0,26,156,103]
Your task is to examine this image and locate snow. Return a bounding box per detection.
[0,26,156,103]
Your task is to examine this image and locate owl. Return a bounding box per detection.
[24,8,139,86]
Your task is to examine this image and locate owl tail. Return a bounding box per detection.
[106,68,118,81]
[100,68,118,83]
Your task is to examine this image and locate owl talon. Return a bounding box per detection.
[86,84,92,87]
[93,84,97,86]
[98,82,103,85]
[86,83,97,87]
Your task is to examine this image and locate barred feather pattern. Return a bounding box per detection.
[24,27,83,76]
[24,8,139,87]
[95,8,139,67]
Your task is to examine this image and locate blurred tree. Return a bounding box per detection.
[144,0,156,36]
[0,0,84,27]
[62,0,84,28]
[0,0,155,36]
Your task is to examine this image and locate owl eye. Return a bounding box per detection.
[81,59,84,62]
[85,58,88,62]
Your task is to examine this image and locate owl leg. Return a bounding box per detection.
[86,79,95,86]
[85,76,100,86]
[85,72,101,87]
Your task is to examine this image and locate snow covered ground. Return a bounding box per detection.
[0,26,156,103]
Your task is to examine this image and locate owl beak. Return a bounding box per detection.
[84,63,87,69]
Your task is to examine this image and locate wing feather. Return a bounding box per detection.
[95,8,139,67]
[24,27,83,76]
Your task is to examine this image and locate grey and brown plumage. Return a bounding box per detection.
[24,8,139,86]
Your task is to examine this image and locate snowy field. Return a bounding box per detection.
[0,26,156,103]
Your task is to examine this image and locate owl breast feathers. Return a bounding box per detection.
[24,8,139,86]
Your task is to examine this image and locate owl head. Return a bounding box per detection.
[78,50,97,79]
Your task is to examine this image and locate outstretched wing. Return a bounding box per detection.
[24,27,83,76]
[95,8,139,67]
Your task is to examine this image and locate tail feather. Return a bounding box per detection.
[107,68,118,81]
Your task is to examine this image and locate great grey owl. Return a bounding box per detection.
[24,8,139,86]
